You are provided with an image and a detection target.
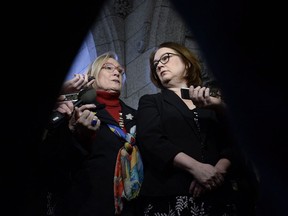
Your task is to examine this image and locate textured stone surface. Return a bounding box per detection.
[81,0,208,108]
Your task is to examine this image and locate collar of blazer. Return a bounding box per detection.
[93,101,136,129]
[161,89,202,140]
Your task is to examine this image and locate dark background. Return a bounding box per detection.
[170,0,288,215]
[2,0,287,215]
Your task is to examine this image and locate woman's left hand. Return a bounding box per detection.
[69,104,100,133]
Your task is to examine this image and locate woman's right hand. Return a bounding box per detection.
[191,161,224,191]
[189,180,207,198]
[174,152,224,191]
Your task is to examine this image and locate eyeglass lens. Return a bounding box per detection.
[153,53,175,68]
[102,63,125,75]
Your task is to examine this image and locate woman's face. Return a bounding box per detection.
[97,58,125,93]
[153,47,187,88]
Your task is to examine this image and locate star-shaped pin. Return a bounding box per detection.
[126,113,134,120]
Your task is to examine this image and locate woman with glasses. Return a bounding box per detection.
[135,42,239,215]
[41,51,142,216]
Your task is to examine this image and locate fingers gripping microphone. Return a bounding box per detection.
[48,88,97,128]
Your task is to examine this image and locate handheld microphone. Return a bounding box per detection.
[48,88,97,128]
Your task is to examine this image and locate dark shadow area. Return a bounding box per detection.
[170,0,288,215]
[2,1,105,215]
[2,1,287,215]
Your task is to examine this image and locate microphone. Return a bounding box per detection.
[73,88,97,106]
[48,88,97,128]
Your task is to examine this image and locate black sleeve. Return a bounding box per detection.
[39,123,89,192]
[136,94,182,171]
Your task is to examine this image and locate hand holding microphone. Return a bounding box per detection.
[181,86,225,109]
[55,95,74,117]
[69,105,100,133]
[48,88,97,128]
[60,74,95,95]
[68,89,103,138]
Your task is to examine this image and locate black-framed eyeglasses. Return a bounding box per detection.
[101,63,125,75]
[153,52,179,69]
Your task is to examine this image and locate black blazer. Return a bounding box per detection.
[40,99,137,216]
[136,89,234,198]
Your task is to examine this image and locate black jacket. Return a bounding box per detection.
[40,99,137,216]
[136,89,235,199]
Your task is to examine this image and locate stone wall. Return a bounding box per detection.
[87,0,215,109]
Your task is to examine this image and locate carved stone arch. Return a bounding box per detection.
[133,0,155,54]
[90,2,126,65]
[147,0,188,47]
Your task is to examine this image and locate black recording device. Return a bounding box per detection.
[180,87,221,99]
[88,76,95,82]
[180,87,190,99]
[48,88,97,128]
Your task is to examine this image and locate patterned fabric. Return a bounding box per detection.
[108,124,144,215]
[142,196,238,216]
